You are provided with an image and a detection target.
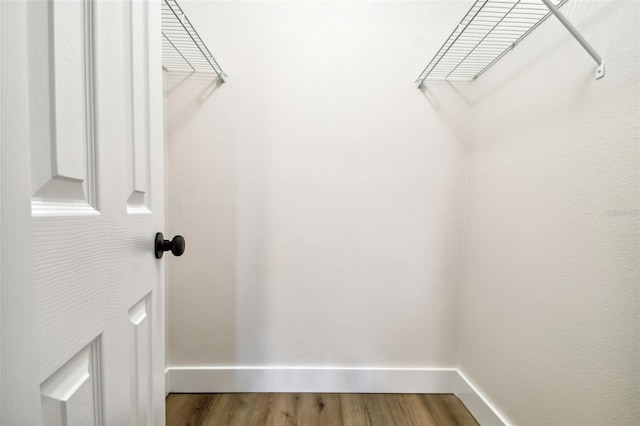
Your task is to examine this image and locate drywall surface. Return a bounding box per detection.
[458,1,640,424]
[165,2,470,369]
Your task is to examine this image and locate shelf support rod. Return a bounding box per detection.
[540,0,605,79]
[162,32,195,72]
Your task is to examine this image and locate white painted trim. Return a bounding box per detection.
[167,366,458,394]
[164,367,171,397]
[454,370,509,426]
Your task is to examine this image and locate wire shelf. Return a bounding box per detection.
[162,0,227,80]
[415,0,569,84]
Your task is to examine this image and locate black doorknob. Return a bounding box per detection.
[155,233,185,259]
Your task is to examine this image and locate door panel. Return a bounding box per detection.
[28,0,165,424]
[40,340,102,426]
[126,0,151,213]
[30,0,97,214]
[129,294,152,426]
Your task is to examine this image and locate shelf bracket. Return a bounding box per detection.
[540,0,605,80]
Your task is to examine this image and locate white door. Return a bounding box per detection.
[2,0,166,424]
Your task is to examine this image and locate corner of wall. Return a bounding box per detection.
[454,370,510,426]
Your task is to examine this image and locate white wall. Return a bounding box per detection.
[165,1,470,370]
[458,1,640,424]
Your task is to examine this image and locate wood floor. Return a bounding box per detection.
[166,393,479,426]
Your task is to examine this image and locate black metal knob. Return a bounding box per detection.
[155,233,185,259]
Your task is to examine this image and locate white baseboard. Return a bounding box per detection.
[454,370,509,426]
[167,366,458,393]
[165,366,506,425]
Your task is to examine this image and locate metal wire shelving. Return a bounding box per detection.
[415,0,604,86]
[161,0,228,81]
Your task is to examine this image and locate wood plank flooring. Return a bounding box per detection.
[166,393,479,426]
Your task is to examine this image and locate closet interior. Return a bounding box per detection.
[161,1,639,425]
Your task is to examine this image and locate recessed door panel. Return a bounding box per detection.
[40,340,102,426]
[128,294,152,426]
[126,0,151,214]
[30,0,96,216]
